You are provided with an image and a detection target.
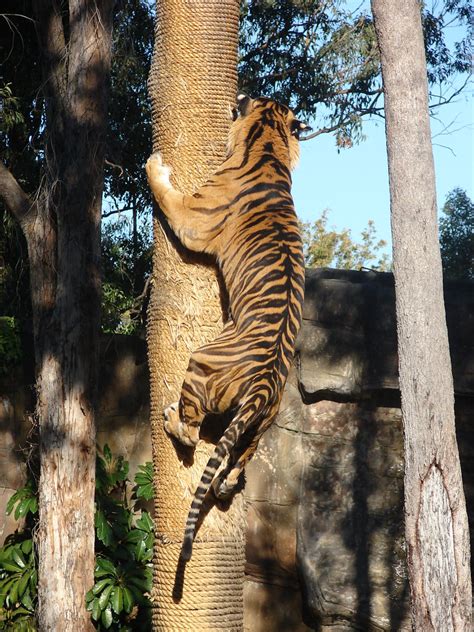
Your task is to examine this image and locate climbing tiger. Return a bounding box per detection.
[146,94,308,560]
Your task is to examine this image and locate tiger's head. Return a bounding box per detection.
[227,94,311,170]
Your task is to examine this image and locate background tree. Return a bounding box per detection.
[0,1,114,629]
[371,0,472,629]
[240,0,472,144]
[0,0,153,334]
[302,209,389,270]
[440,188,473,281]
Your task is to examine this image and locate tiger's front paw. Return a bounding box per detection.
[146,152,171,192]
[163,402,198,448]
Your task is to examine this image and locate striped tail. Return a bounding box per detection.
[180,421,238,561]
[180,397,264,561]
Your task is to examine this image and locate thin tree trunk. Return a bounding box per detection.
[0,2,113,629]
[147,1,245,629]
[371,1,472,629]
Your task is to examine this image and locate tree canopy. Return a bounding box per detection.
[239,0,472,145]
[302,210,389,270]
[440,188,474,280]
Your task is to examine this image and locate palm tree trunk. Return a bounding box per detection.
[147,1,245,629]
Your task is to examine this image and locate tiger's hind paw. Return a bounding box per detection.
[211,473,239,500]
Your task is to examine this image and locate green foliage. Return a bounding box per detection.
[0,84,24,133]
[439,188,473,280]
[0,1,154,333]
[6,480,37,522]
[90,446,153,631]
[105,0,154,215]
[302,209,390,271]
[101,218,152,334]
[0,535,37,631]
[0,317,22,375]
[132,463,154,502]
[0,447,154,631]
[239,0,472,142]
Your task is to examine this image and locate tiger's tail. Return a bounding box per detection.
[180,401,261,561]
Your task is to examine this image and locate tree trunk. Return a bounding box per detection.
[371,1,472,629]
[0,2,113,629]
[146,1,245,629]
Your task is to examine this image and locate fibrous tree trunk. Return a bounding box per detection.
[0,1,114,629]
[147,1,245,629]
[371,1,472,629]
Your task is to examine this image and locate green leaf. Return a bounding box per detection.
[1,561,23,573]
[127,584,150,607]
[110,586,123,614]
[20,586,34,611]
[9,575,20,605]
[92,578,112,595]
[103,444,112,463]
[124,530,145,545]
[98,583,114,610]
[29,569,37,593]
[134,482,153,500]
[122,586,134,613]
[92,597,102,621]
[20,539,33,555]
[135,539,147,562]
[15,499,31,521]
[12,548,26,569]
[101,605,113,629]
[0,578,16,607]
[95,509,113,547]
[128,575,150,594]
[17,570,30,597]
[133,463,154,500]
[136,511,153,532]
[27,496,38,515]
[96,557,118,577]
[85,588,95,604]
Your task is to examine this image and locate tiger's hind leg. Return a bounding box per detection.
[212,407,279,499]
[163,319,238,448]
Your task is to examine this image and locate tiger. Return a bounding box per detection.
[146,94,308,561]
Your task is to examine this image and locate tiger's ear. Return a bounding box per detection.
[236,93,253,116]
[291,119,313,138]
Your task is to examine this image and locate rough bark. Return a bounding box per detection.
[146,1,245,629]
[371,1,472,630]
[1,1,114,629]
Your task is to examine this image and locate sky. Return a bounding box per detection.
[291,7,473,256]
[292,91,473,253]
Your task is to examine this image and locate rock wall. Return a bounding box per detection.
[1,268,473,631]
[243,269,474,631]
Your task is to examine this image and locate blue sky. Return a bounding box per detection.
[292,92,473,252]
[292,4,473,255]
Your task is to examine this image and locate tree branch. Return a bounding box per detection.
[0,161,36,226]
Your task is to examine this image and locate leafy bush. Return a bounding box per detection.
[0,447,154,631]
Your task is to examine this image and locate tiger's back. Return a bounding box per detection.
[146,94,307,560]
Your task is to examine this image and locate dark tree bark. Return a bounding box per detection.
[0,1,114,629]
[371,1,472,630]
